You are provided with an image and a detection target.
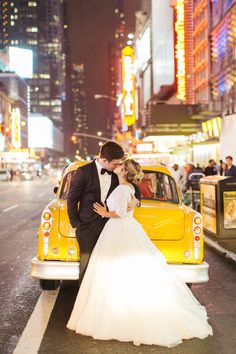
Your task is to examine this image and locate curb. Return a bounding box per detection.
[204,236,236,263]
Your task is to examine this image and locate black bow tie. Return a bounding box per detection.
[101,168,112,175]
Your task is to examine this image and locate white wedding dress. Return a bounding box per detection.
[67,184,213,347]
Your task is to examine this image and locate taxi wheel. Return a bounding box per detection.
[40,279,60,290]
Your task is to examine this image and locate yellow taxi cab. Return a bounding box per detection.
[31,161,209,290]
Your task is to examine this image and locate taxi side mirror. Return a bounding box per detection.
[54,186,59,194]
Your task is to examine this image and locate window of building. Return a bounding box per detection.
[27,39,38,45]
[26,27,38,32]
[28,2,37,7]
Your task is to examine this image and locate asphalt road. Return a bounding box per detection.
[0,177,236,354]
[0,176,56,354]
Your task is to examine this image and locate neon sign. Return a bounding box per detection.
[12,108,21,149]
[175,0,186,101]
[122,46,135,126]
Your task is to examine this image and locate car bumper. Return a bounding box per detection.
[31,257,209,283]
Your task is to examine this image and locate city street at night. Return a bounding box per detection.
[0,177,235,354]
[1,0,236,353]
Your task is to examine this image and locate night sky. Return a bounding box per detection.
[67,0,139,152]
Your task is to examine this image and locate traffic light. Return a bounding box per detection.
[0,122,4,134]
[71,135,77,144]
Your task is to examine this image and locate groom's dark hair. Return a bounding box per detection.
[99,141,124,162]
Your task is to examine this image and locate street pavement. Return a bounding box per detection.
[0,177,235,354]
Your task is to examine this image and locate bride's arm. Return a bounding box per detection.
[93,203,120,218]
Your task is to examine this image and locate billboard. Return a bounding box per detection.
[135,26,151,71]
[11,108,21,149]
[152,0,175,94]
[200,184,217,234]
[122,46,136,126]
[223,191,236,229]
[9,47,33,79]
[28,115,53,149]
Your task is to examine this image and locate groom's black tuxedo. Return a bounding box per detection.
[67,160,140,286]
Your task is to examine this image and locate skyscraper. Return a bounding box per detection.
[0,0,65,128]
[71,63,88,159]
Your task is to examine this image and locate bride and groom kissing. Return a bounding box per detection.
[66,141,212,347]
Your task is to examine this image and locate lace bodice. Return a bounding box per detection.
[106,184,135,218]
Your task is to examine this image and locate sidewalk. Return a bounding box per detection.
[204,235,236,263]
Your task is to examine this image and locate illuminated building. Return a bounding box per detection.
[0,89,13,160]
[210,1,236,162]
[108,41,121,135]
[0,72,28,149]
[114,0,125,51]
[193,0,210,106]
[70,63,88,159]
[210,0,236,115]
[0,1,66,128]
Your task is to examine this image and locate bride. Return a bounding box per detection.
[67,159,213,347]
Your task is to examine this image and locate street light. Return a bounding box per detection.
[71,132,112,142]
[94,94,117,101]
[94,94,123,107]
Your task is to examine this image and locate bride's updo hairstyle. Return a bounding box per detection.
[123,159,144,184]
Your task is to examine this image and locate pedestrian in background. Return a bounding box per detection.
[225,156,236,177]
[204,159,218,176]
[9,168,14,181]
[219,161,227,176]
[170,164,184,194]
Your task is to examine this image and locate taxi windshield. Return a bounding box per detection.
[59,170,179,204]
[139,171,179,203]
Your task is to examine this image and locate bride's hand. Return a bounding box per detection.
[93,202,107,217]
[127,195,139,211]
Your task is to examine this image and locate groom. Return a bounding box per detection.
[67,141,140,287]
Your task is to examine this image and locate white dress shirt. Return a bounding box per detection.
[95,159,112,204]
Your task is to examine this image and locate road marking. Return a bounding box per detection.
[3,204,18,212]
[38,192,46,197]
[0,188,22,195]
[13,289,59,354]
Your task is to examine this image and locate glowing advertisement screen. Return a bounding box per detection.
[152,0,175,94]
[223,192,236,229]
[9,47,33,79]
[28,115,53,149]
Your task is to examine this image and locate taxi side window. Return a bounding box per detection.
[59,171,77,200]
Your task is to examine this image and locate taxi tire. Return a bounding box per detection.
[40,279,60,290]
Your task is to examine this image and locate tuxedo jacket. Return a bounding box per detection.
[67,160,141,228]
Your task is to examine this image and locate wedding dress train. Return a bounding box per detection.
[67,184,212,347]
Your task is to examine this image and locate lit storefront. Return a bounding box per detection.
[0,90,13,167]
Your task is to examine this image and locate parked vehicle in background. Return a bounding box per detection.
[0,169,10,181]
[20,170,34,181]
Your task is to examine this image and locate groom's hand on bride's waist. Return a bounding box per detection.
[93,202,107,218]
[127,195,140,211]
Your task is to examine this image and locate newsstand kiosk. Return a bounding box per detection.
[200,175,236,252]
